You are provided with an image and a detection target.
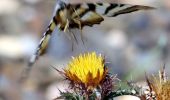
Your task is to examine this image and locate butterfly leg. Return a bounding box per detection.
[64,19,69,32]
[63,19,78,44]
[73,19,85,44]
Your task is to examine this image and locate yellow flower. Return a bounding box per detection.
[64,52,107,90]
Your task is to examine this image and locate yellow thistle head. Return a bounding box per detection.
[63,52,108,91]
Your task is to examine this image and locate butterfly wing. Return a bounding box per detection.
[29,22,56,66]
[28,0,67,66]
[71,3,154,27]
[20,1,67,82]
[95,3,154,17]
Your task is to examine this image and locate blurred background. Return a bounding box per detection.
[0,0,170,100]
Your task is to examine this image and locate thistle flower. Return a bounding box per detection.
[60,52,108,94]
[142,66,170,100]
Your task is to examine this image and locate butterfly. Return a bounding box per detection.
[20,0,154,81]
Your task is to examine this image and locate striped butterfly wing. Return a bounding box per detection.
[71,3,154,27]
[95,3,154,17]
[23,2,153,81]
